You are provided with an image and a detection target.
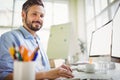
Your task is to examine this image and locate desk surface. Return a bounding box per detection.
[69,62,120,80]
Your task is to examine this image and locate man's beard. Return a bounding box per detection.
[25,17,42,31]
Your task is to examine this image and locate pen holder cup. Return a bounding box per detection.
[14,61,35,80]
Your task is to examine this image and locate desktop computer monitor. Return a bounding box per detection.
[111,3,120,62]
[89,20,112,57]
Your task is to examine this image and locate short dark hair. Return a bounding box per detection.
[22,0,44,12]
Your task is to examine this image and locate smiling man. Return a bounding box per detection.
[0,0,73,80]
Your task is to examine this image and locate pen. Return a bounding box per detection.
[30,46,39,61]
[32,52,38,61]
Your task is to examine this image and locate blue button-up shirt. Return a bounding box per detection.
[0,26,50,80]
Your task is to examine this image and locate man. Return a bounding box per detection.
[0,0,73,80]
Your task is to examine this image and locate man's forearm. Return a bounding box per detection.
[4,73,13,80]
[36,72,48,80]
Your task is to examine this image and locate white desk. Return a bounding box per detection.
[70,62,120,80]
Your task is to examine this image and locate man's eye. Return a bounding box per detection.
[33,13,37,16]
[40,15,44,18]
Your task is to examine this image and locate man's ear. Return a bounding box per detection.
[21,11,26,19]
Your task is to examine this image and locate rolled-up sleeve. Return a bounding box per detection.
[0,33,14,80]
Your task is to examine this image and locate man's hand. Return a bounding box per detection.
[45,64,74,79]
[61,64,72,72]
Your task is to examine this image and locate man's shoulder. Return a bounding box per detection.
[0,29,21,39]
[1,29,19,36]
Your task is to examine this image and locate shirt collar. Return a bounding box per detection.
[19,26,40,40]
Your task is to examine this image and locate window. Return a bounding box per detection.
[13,0,24,26]
[95,0,108,15]
[43,0,69,29]
[85,0,94,22]
[0,0,13,26]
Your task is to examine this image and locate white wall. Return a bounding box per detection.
[68,0,86,56]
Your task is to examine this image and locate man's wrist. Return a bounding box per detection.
[36,71,48,80]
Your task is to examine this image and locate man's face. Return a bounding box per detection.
[23,5,45,31]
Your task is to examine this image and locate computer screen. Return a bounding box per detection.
[89,20,112,56]
[111,3,120,59]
